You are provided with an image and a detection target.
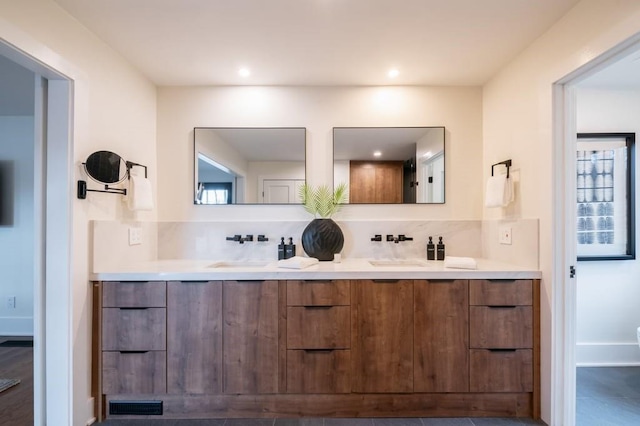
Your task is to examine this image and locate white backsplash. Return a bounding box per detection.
[156,220,485,261]
[92,219,539,271]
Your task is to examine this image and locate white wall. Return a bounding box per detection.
[575,87,640,365]
[157,86,483,222]
[0,116,34,335]
[0,0,157,424]
[483,0,640,422]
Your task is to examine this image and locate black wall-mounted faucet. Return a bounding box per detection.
[226,234,254,244]
[386,234,414,243]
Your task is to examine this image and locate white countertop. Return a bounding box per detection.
[90,258,541,281]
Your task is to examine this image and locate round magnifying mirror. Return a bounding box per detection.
[84,151,127,184]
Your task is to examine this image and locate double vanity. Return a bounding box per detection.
[91,258,541,422]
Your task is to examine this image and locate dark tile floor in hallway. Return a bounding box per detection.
[576,366,640,425]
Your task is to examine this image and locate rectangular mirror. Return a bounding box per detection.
[194,127,306,204]
[333,127,445,204]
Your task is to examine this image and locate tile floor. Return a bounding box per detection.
[576,366,640,425]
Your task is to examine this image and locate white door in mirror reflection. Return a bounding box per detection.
[262,179,304,204]
[418,152,444,203]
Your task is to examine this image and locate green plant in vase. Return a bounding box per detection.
[298,183,348,260]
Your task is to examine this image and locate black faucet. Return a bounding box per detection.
[226,234,253,244]
[386,234,414,243]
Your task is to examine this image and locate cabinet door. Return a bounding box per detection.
[351,279,413,393]
[223,280,279,394]
[167,281,222,394]
[414,279,469,392]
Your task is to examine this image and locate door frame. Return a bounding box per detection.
[552,34,640,426]
[0,35,73,425]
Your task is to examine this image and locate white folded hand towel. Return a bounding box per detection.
[485,175,513,208]
[277,256,319,269]
[127,175,153,211]
[444,256,477,270]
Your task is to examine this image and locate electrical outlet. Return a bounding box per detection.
[7,296,16,309]
[128,227,142,246]
[499,226,512,245]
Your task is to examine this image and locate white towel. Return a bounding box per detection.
[444,256,477,270]
[277,256,319,269]
[127,175,153,211]
[485,175,514,208]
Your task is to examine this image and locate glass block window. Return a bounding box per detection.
[577,133,635,260]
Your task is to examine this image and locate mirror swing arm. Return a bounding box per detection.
[77,158,148,199]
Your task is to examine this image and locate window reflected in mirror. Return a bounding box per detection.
[194,127,306,205]
[333,127,445,204]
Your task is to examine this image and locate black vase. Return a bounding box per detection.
[301,218,344,261]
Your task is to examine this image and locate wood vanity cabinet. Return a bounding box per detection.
[100,281,167,395]
[469,279,535,393]
[166,281,222,394]
[285,280,351,394]
[223,279,279,394]
[351,279,414,393]
[94,277,540,420]
[414,279,469,392]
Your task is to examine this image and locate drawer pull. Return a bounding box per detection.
[431,279,456,283]
[372,279,399,283]
[488,305,517,309]
[303,349,335,353]
[303,280,333,283]
[118,307,149,310]
[182,280,210,284]
[119,351,149,354]
[235,280,265,283]
[486,279,516,283]
[303,305,333,309]
[488,348,517,352]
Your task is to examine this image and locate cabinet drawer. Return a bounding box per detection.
[470,306,532,348]
[102,281,166,307]
[102,351,166,394]
[470,349,533,392]
[287,306,350,349]
[102,308,166,351]
[287,280,350,306]
[286,349,350,393]
[469,279,532,306]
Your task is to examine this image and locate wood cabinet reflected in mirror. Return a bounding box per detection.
[194,127,306,205]
[333,127,445,204]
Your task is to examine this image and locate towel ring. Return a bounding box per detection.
[491,159,512,179]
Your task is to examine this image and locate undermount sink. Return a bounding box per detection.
[207,260,271,268]
[368,259,430,267]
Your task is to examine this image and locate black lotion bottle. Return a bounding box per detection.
[426,236,435,260]
[436,236,445,260]
[278,237,286,260]
[285,237,296,259]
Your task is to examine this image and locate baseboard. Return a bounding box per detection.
[0,317,34,336]
[576,342,640,366]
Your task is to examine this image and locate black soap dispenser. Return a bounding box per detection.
[427,236,435,260]
[436,236,445,261]
[278,237,286,260]
[285,237,296,259]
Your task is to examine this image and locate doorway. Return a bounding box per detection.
[555,34,640,426]
[0,38,73,425]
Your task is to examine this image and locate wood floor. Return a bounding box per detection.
[0,338,33,426]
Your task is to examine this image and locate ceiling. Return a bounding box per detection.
[53,0,582,86]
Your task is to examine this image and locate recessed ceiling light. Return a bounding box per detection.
[373,151,382,157]
[388,69,399,78]
[239,67,251,77]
